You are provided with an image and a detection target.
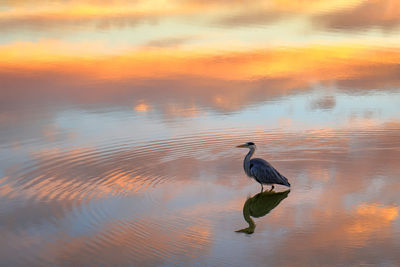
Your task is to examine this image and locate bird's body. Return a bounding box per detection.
[237,142,290,191]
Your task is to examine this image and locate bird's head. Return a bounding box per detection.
[236,142,256,149]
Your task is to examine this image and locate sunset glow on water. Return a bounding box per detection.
[1,1,400,266]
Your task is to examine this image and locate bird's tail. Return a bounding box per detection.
[282,176,291,187]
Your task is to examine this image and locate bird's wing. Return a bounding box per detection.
[250,159,290,186]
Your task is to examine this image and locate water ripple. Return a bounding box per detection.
[1,124,399,265]
[3,126,400,204]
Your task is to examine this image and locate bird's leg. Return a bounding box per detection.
[269,185,275,192]
[260,184,264,192]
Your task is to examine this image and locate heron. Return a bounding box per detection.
[237,142,290,191]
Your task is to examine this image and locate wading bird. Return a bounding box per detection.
[237,142,290,191]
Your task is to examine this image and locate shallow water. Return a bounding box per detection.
[1,1,400,266]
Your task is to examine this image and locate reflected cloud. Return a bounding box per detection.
[2,0,399,52]
[0,2,179,32]
[0,198,214,266]
[214,9,288,27]
[236,190,290,234]
[5,14,160,32]
[134,102,151,112]
[347,204,399,236]
[270,202,400,265]
[1,43,399,120]
[313,0,400,31]
[40,216,212,266]
[309,95,336,111]
[143,36,197,48]
[2,42,399,82]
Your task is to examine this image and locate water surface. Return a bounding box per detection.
[1,1,400,266]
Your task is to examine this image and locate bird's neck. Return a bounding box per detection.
[243,198,256,230]
[244,147,255,176]
[235,196,256,234]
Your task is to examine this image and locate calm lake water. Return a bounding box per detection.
[1,1,400,266]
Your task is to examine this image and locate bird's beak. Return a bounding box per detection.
[236,144,248,148]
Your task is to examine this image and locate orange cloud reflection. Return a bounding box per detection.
[2,42,398,116]
[1,42,399,84]
[344,204,399,246]
[356,204,399,222]
[134,103,151,112]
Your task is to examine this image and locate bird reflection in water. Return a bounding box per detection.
[236,190,290,234]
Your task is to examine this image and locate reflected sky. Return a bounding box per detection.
[1,0,400,266]
[1,0,400,48]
